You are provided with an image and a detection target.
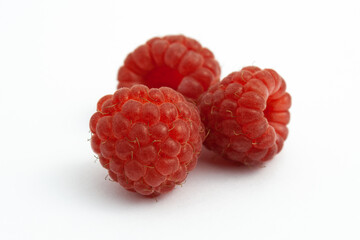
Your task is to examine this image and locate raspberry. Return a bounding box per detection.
[90,85,204,196]
[198,66,291,165]
[117,35,221,102]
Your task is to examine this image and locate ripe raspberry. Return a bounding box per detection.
[90,85,204,196]
[117,35,221,102]
[198,66,291,165]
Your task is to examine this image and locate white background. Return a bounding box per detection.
[1,0,360,239]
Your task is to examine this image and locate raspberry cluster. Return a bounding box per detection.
[117,35,221,101]
[90,85,203,196]
[90,34,292,197]
[198,66,291,165]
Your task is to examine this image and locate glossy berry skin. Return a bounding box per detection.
[90,85,204,196]
[117,35,221,102]
[198,66,291,165]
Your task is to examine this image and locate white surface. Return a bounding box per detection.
[1,0,360,239]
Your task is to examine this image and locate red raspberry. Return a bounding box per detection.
[90,85,204,196]
[117,35,221,102]
[198,66,291,165]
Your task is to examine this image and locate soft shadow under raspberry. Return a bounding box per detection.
[196,148,266,174]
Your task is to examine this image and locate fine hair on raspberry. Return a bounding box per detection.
[198,66,291,165]
[117,34,221,102]
[90,85,204,196]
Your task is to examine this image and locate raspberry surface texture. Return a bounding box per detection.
[117,35,221,102]
[90,85,204,196]
[198,66,291,165]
